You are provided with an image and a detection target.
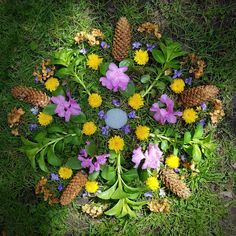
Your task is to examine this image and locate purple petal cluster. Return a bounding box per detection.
[101,125,109,135]
[79,48,88,55]
[30,107,39,115]
[201,103,207,111]
[57,183,64,192]
[29,123,38,131]
[132,42,142,49]
[146,44,156,52]
[100,63,130,92]
[132,144,163,169]
[128,111,136,119]
[172,69,182,79]
[185,76,192,85]
[150,94,182,125]
[51,92,81,122]
[78,149,109,173]
[100,41,110,49]
[112,99,120,106]
[98,110,106,119]
[50,173,59,181]
[121,124,131,134]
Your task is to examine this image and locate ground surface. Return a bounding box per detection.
[0,0,236,235]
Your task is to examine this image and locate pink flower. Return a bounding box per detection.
[150,94,182,125]
[132,144,162,169]
[100,63,130,92]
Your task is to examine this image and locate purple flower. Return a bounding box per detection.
[146,43,156,52]
[51,93,81,122]
[100,41,110,49]
[101,125,109,135]
[79,48,88,55]
[150,94,182,125]
[58,183,64,192]
[29,123,38,131]
[30,107,39,115]
[180,155,187,163]
[198,118,207,126]
[50,173,59,181]
[172,69,182,79]
[121,124,131,134]
[112,99,120,106]
[132,144,163,169]
[132,42,142,49]
[35,76,39,83]
[46,68,51,73]
[201,103,207,111]
[174,168,180,174]
[98,110,106,119]
[100,63,130,92]
[85,141,91,145]
[185,77,192,85]
[128,111,136,119]
[144,191,153,198]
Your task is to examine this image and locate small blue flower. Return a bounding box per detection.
[198,118,207,126]
[112,99,120,106]
[98,110,106,119]
[29,124,38,131]
[57,183,64,192]
[30,107,39,115]
[185,77,192,85]
[172,69,182,79]
[79,48,88,55]
[50,173,59,181]
[128,111,136,119]
[159,188,166,198]
[144,191,153,198]
[121,124,131,134]
[201,103,207,111]
[146,43,156,52]
[132,42,142,49]
[101,125,109,135]
[180,154,187,163]
[35,76,39,83]
[100,41,110,49]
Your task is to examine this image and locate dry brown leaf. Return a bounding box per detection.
[11,128,19,136]
[7,107,25,128]
[137,22,162,39]
[148,198,170,213]
[74,29,104,46]
[209,99,225,124]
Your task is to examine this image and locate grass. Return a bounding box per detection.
[0,0,235,235]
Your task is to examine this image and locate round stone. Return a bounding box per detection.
[105,108,128,129]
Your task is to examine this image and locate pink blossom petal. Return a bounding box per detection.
[132,146,145,168]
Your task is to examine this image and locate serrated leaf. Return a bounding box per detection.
[65,156,82,169]
[70,112,86,123]
[141,74,151,84]
[120,81,135,97]
[47,146,62,166]
[192,144,202,162]
[97,182,118,200]
[42,104,56,115]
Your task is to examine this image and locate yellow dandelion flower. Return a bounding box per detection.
[108,135,124,153]
[82,121,97,135]
[88,93,102,108]
[87,53,103,70]
[165,154,180,168]
[44,78,59,92]
[128,93,144,110]
[58,167,73,179]
[38,112,53,126]
[135,125,150,140]
[182,108,198,124]
[134,49,149,65]
[146,177,160,191]
[170,79,185,94]
[85,181,99,193]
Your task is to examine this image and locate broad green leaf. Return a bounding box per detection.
[51,50,73,67]
[97,182,118,200]
[160,140,169,151]
[51,86,65,96]
[122,169,139,182]
[105,199,124,216]
[70,112,86,123]
[85,142,97,156]
[99,62,110,75]
[152,49,165,64]
[70,135,82,145]
[33,132,47,144]
[140,74,151,84]
[55,68,72,78]
[193,124,204,140]
[109,151,118,160]
[47,146,62,166]
[65,156,82,170]
[120,81,135,97]
[119,59,134,68]
[192,144,202,162]
[138,169,149,181]
[184,131,192,144]
[47,125,64,134]
[101,166,116,181]
[42,104,57,115]
[155,81,166,91]
[21,136,38,147]
[37,149,49,172]
[55,140,64,152]
[24,147,39,170]
[88,171,100,181]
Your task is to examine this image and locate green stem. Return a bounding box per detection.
[117,153,123,188]
[73,73,91,95]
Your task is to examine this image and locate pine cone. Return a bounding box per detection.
[160,168,191,199]
[11,86,50,108]
[178,85,219,107]
[60,171,87,206]
[112,17,131,61]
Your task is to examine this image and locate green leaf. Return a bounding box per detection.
[33,132,47,144]
[152,49,165,64]
[122,169,139,182]
[65,156,82,169]
[70,135,82,145]
[21,136,38,147]
[100,62,110,75]
[101,166,116,181]
[160,140,169,151]
[105,199,123,216]
[24,147,39,170]
[70,112,86,123]
[51,50,73,67]
[192,144,202,162]
[193,125,204,140]
[140,74,151,84]
[138,169,149,181]
[42,104,57,115]
[55,68,72,78]
[184,131,192,144]
[119,59,134,68]
[37,149,49,172]
[47,146,62,166]
[120,81,135,97]
[47,125,64,134]
[97,182,118,200]
[85,142,97,156]
[88,171,100,181]
[51,86,65,96]
[109,151,118,160]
